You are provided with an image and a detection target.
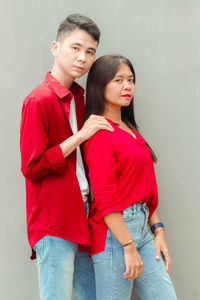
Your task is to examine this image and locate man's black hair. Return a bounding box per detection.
[57,13,100,43]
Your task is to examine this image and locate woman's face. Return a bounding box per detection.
[104,63,135,110]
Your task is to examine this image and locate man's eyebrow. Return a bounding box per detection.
[88,47,96,53]
[70,42,96,53]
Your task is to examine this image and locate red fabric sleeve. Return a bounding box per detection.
[84,130,123,218]
[147,162,158,219]
[20,97,65,180]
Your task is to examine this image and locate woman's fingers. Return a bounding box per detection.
[127,269,143,280]
[123,266,131,278]
[155,245,161,260]
[123,265,143,280]
[162,250,171,274]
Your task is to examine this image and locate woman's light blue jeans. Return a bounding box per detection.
[92,202,177,300]
[33,203,96,300]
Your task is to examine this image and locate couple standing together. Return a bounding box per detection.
[20,14,177,300]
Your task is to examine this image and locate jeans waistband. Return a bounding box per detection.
[126,202,147,213]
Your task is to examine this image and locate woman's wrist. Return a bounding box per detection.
[122,239,134,248]
[123,241,136,252]
[150,222,165,234]
[154,227,165,236]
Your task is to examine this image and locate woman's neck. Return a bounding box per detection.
[102,107,122,124]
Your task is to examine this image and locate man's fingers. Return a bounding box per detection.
[89,115,114,131]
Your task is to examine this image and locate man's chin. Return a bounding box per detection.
[72,70,87,79]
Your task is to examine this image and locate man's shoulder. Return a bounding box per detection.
[23,81,55,107]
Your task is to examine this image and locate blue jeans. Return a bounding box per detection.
[92,203,177,300]
[33,205,95,300]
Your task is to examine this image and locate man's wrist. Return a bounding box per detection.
[76,130,86,143]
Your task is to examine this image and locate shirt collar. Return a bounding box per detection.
[105,117,120,126]
[105,117,145,144]
[45,72,84,100]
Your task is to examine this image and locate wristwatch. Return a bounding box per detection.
[150,222,164,234]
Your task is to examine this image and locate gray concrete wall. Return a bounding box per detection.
[0,0,199,299]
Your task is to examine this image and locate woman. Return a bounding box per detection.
[83,55,177,300]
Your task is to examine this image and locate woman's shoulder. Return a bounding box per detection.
[84,128,115,151]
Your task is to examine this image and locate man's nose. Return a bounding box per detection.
[77,51,86,62]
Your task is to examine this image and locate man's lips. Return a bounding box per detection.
[74,66,84,71]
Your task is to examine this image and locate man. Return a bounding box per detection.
[20,14,113,300]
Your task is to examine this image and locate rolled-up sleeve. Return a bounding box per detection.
[147,162,158,219]
[84,130,123,218]
[20,97,65,180]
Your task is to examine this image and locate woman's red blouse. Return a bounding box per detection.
[84,119,158,255]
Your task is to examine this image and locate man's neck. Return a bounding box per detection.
[51,65,74,90]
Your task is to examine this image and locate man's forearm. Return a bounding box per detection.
[59,131,85,158]
[60,115,114,157]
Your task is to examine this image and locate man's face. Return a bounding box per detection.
[52,29,98,81]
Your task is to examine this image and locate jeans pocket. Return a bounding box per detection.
[122,207,135,222]
[91,250,105,263]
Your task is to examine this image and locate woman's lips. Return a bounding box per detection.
[121,94,132,98]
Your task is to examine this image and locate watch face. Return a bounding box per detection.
[151,222,164,233]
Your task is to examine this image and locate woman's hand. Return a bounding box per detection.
[154,229,171,274]
[123,243,143,280]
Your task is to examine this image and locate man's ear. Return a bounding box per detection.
[51,41,60,57]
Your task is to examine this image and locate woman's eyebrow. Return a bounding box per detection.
[114,74,134,78]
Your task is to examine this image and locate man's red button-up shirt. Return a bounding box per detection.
[20,72,90,259]
[84,120,158,255]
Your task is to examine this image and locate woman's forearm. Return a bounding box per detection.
[148,210,165,235]
[148,210,160,227]
[103,211,135,246]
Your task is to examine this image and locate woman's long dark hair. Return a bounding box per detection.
[84,54,157,162]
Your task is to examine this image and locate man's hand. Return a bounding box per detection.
[60,115,114,158]
[79,115,114,141]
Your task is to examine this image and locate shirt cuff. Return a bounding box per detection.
[100,206,123,219]
[45,145,65,173]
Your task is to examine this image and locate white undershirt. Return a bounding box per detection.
[69,98,89,203]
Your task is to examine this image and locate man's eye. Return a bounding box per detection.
[72,47,79,50]
[87,51,94,55]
